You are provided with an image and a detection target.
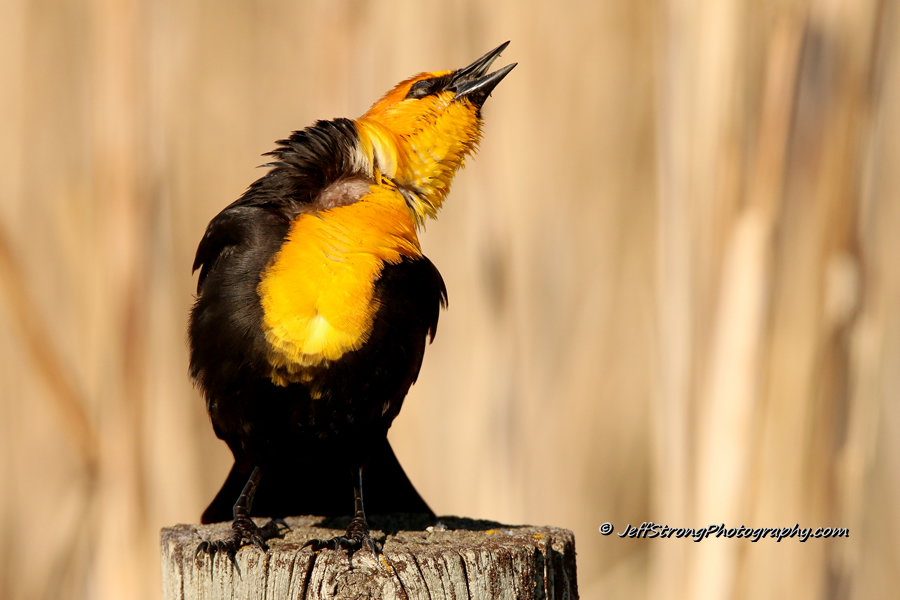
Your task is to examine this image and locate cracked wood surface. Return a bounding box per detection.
[161,515,578,599]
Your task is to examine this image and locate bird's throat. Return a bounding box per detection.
[354,109,481,224]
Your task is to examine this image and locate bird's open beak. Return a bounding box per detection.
[450,42,516,106]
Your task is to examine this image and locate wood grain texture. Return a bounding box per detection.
[162,516,577,600]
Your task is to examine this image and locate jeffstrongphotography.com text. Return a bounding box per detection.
[599,522,849,542]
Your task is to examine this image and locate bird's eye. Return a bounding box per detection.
[406,80,433,99]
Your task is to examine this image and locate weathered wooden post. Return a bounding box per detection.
[162,515,577,599]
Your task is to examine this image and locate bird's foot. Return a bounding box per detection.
[302,515,378,557]
[196,517,289,560]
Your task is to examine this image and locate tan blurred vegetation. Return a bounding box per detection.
[1,0,898,598]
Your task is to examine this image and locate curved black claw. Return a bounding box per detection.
[195,517,289,562]
[302,517,379,558]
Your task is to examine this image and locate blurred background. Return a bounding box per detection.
[1,0,898,598]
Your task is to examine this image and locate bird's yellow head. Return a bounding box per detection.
[354,42,515,223]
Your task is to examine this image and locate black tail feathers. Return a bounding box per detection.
[201,438,433,524]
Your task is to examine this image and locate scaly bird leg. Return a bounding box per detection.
[303,465,378,558]
[196,466,288,560]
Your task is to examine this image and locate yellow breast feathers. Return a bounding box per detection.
[257,186,421,386]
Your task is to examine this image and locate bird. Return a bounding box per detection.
[189,42,515,556]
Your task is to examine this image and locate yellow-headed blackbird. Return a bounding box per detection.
[190,43,515,554]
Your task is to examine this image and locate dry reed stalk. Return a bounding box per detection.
[0,225,97,470]
[688,15,804,600]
